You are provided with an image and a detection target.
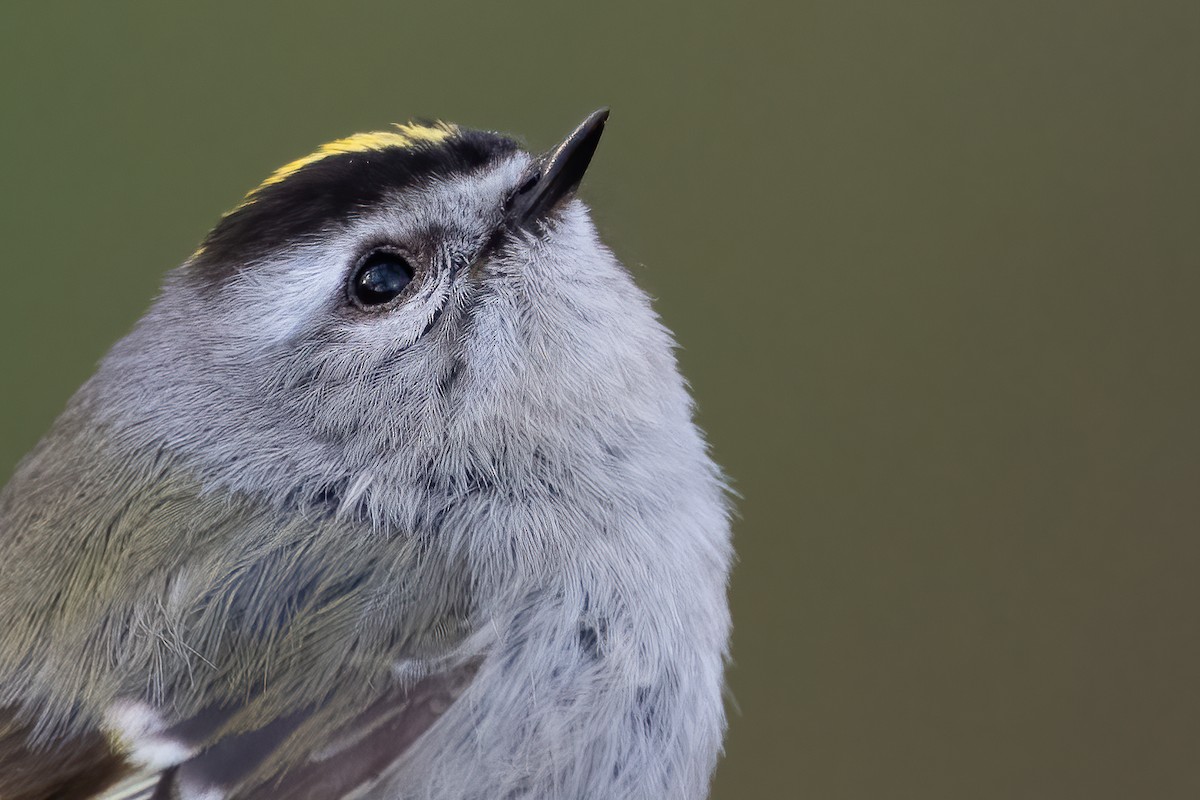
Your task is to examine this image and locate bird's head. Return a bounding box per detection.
[91,111,694,528]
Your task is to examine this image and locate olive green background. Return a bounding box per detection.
[2,2,1199,797]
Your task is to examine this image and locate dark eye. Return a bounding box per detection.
[516,173,540,195]
[351,252,415,307]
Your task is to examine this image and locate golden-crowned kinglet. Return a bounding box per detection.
[0,110,732,800]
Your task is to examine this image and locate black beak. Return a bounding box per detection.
[506,108,609,228]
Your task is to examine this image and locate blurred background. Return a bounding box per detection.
[2,2,1198,797]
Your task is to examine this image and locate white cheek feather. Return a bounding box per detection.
[220,241,346,345]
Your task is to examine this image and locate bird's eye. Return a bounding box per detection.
[516,173,540,195]
[350,252,415,307]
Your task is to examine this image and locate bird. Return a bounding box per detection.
[0,109,733,799]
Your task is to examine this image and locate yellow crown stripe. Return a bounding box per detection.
[255,121,457,192]
[245,121,457,199]
[189,122,458,259]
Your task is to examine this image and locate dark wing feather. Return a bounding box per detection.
[142,658,480,800]
[236,658,480,800]
[0,707,131,799]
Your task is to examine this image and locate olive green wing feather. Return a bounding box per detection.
[97,657,480,800]
[0,416,478,799]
